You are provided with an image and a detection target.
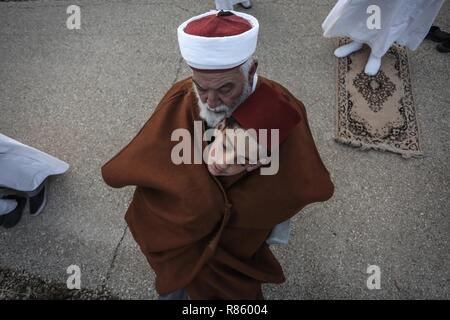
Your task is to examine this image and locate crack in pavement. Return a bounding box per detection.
[102,225,128,290]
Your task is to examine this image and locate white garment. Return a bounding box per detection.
[266,219,291,245]
[0,198,17,215]
[215,0,243,10]
[0,133,69,192]
[322,0,445,57]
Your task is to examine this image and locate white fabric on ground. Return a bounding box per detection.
[0,133,69,192]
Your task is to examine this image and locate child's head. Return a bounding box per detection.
[206,118,265,176]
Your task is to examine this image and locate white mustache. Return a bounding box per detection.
[207,105,228,113]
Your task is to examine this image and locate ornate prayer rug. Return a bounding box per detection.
[335,38,423,158]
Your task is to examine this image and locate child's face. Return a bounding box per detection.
[207,119,261,176]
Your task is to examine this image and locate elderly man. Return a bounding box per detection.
[101,10,334,300]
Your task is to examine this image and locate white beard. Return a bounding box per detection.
[193,82,252,128]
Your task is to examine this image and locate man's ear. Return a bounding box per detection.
[248,59,259,83]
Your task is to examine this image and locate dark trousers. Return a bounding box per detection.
[158,288,190,300]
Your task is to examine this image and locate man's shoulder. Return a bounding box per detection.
[151,77,194,116]
[161,77,193,103]
[259,76,306,112]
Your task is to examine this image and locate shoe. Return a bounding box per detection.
[239,1,252,9]
[437,40,450,53]
[29,183,47,216]
[2,195,26,229]
[0,198,14,226]
[426,26,450,42]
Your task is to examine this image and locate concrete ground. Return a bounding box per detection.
[0,0,448,299]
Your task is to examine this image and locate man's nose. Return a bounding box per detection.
[206,91,220,109]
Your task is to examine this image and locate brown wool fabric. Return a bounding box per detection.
[101,76,334,299]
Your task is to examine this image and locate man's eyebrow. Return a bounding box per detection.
[192,80,206,90]
[218,83,233,90]
[193,80,233,91]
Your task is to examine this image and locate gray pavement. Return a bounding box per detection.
[0,0,449,299]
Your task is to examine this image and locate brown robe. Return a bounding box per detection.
[101,76,334,299]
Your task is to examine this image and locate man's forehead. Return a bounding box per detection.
[193,68,241,84]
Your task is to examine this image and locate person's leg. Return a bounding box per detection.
[426,26,450,42]
[239,1,252,9]
[26,179,48,216]
[437,40,450,53]
[0,198,18,215]
[158,288,190,300]
[265,219,291,245]
[0,198,18,225]
[334,41,363,58]
[215,0,234,10]
[364,53,382,76]
[1,195,27,228]
[256,285,265,300]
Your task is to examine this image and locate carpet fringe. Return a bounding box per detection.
[334,137,424,159]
